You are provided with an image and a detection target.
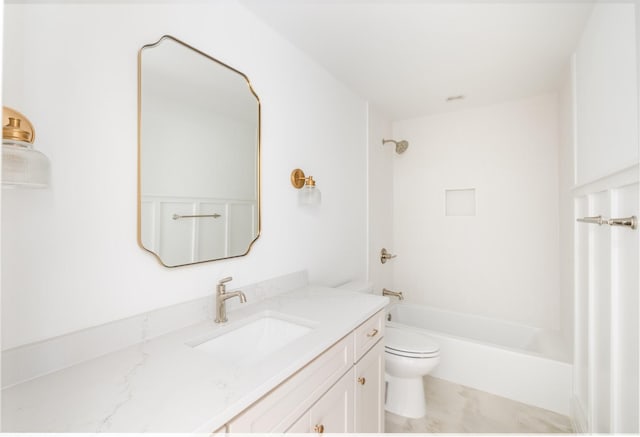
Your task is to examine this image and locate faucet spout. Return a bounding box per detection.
[225,290,247,304]
[382,288,404,300]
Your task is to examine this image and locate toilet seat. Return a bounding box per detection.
[385,326,440,358]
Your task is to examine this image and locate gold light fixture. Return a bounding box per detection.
[2,106,50,188]
[290,168,321,206]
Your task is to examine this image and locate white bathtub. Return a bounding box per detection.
[387,303,572,415]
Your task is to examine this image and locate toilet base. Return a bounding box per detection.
[385,373,427,418]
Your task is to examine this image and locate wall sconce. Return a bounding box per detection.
[290,168,321,206]
[2,106,50,188]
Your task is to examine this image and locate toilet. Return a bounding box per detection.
[337,280,441,419]
[384,325,440,418]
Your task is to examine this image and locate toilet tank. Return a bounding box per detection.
[337,279,374,294]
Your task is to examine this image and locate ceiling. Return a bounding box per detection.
[243,1,594,121]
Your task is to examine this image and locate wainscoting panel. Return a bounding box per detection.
[572,167,639,433]
[141,195,257,265]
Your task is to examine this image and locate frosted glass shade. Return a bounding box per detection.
[298,185,321,206]
[2,140,50,188]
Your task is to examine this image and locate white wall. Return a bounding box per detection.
[558,62,575,351]
[366,105,393,293]
[393,94,561,331]
[1,2,368,349]
[574,3,638,185]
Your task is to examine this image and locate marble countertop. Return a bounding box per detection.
[2,286,388,432]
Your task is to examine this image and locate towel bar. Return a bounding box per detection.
[576,215,636,230]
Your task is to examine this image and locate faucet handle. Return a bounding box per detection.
[218,276,233,285]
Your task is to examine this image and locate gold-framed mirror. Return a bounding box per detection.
[138,35,261,267]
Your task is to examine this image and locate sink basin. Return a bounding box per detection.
[192,314,313,367]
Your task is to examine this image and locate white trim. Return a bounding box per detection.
[571,163,639,197]
[570,395,588,433]
[571,54,579,187]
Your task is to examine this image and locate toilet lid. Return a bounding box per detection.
[385,326,440,357]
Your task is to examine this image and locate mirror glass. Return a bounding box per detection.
[138,36,260,267]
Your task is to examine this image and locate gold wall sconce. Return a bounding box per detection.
[2,106,50,188]
[290,168,321,206]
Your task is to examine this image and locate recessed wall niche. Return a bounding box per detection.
[445,188,476,216]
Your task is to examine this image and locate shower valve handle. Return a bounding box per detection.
[380,248,397,264]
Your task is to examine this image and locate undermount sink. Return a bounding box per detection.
[192,313,314,367]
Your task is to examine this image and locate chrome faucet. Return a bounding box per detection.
[382,288,404,300]
[215,276,247,323]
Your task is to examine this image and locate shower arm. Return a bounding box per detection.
[382,138,409,154]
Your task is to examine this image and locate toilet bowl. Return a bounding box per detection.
[385,325,440,418]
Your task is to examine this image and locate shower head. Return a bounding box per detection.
[395,140,409,154]
[382,138,409,154]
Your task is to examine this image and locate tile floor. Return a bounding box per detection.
[385,376,573,433]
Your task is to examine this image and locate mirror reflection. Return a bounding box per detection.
[138,36,260,267]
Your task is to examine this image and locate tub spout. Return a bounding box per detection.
[383,288,404,300]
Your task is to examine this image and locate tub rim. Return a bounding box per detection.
[386,302,571,364]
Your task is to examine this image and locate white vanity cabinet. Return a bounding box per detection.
[226,310,385,434]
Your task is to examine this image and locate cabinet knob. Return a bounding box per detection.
[314,424,325,434]
[366,328,379,338]
[358,377,366,385]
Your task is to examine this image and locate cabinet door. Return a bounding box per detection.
[309,368,355,434]
[285,412,310,433]
[210,424,227,436]
[354,339,385,433]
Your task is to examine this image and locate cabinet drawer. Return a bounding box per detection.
[353,310,385,362]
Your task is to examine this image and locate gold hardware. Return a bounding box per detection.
[314,424,325,434]
[137,35,262,267]
[3,107,35,144]
[366,328,379,338]
[290,168,317,189]
[358,377,366,385]
[290,168,306,188]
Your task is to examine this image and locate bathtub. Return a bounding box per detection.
[386,303,572,415]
